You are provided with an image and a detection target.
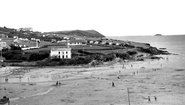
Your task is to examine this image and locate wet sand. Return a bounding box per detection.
[0,55,185,105]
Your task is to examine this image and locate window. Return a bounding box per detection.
[66,51,68,54]
[58,52,60,54]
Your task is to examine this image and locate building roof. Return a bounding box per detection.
[51,47,71,51]
[69,40,86,43]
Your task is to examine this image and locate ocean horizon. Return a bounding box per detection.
[108,35,185,68]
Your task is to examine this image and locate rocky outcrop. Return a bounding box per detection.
[138,47,170,55]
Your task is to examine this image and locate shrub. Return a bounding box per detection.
[103,53,116,61]
[115,53,130,60]
[127,51,137,55]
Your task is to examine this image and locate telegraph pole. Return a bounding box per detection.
[127,88,131,105]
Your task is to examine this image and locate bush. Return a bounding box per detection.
[36,56,93,66]
[3,50,23,60]
[103,53,116,61]
[115,53,130,60]
[27,52,49,61]
[127,51,137,55]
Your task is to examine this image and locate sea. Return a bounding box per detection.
[108,35,185,69]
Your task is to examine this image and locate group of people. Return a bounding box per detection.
[0,96,10,105]
[5,77,8,82]
[55,81,61,86]
[148,96,157,102]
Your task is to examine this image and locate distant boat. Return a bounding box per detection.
[155,34,162,36]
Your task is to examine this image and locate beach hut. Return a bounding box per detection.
[112,43,116,46]
[94,41,99,44]
[101,41,106,45]
[116,42,120,46]
[108,42,113,45]
[119,43,125,47]
[88,40,94,44]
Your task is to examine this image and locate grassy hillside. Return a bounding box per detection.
[44,30,105,38]
[0,27,105,41]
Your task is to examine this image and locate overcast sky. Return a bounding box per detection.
[1,0,185,36]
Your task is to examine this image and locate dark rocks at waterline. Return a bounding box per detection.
[159,48,167,50]
[150,56,163,60]
[136,58,144,61]
[138,47,170,55]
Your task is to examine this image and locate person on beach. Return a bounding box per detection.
[19,76,22,82]
[56,81,59,86]
[122,64,125,69]
[59,82,61,86]
[166,57,169,62]
[131,64,133,68]
[112,82,115,87]
[148,96,151,102]
[154,96,157,101]
[5,78,8,82]
[119,71,121,74]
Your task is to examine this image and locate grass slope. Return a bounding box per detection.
[44,30,105,38]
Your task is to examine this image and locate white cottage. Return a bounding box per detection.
[50,47,71,59]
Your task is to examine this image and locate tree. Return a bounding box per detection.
[9,44,21,50]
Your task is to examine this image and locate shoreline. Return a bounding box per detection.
[0,53,166,84]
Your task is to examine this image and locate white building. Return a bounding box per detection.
[31,38,36,40]
[67,40,86,46]
[50,47,71,59]
[101,41,107,45]
[94,41,99,44]
[108,42,113,45]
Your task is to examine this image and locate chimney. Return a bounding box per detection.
[66,41,69,48]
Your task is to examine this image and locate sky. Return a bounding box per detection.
[1,0,185,36]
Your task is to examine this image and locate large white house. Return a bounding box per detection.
[50,47,71,59]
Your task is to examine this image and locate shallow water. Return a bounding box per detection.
[109,35,185,68]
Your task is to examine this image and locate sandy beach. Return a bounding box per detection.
[0,55,185,105]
